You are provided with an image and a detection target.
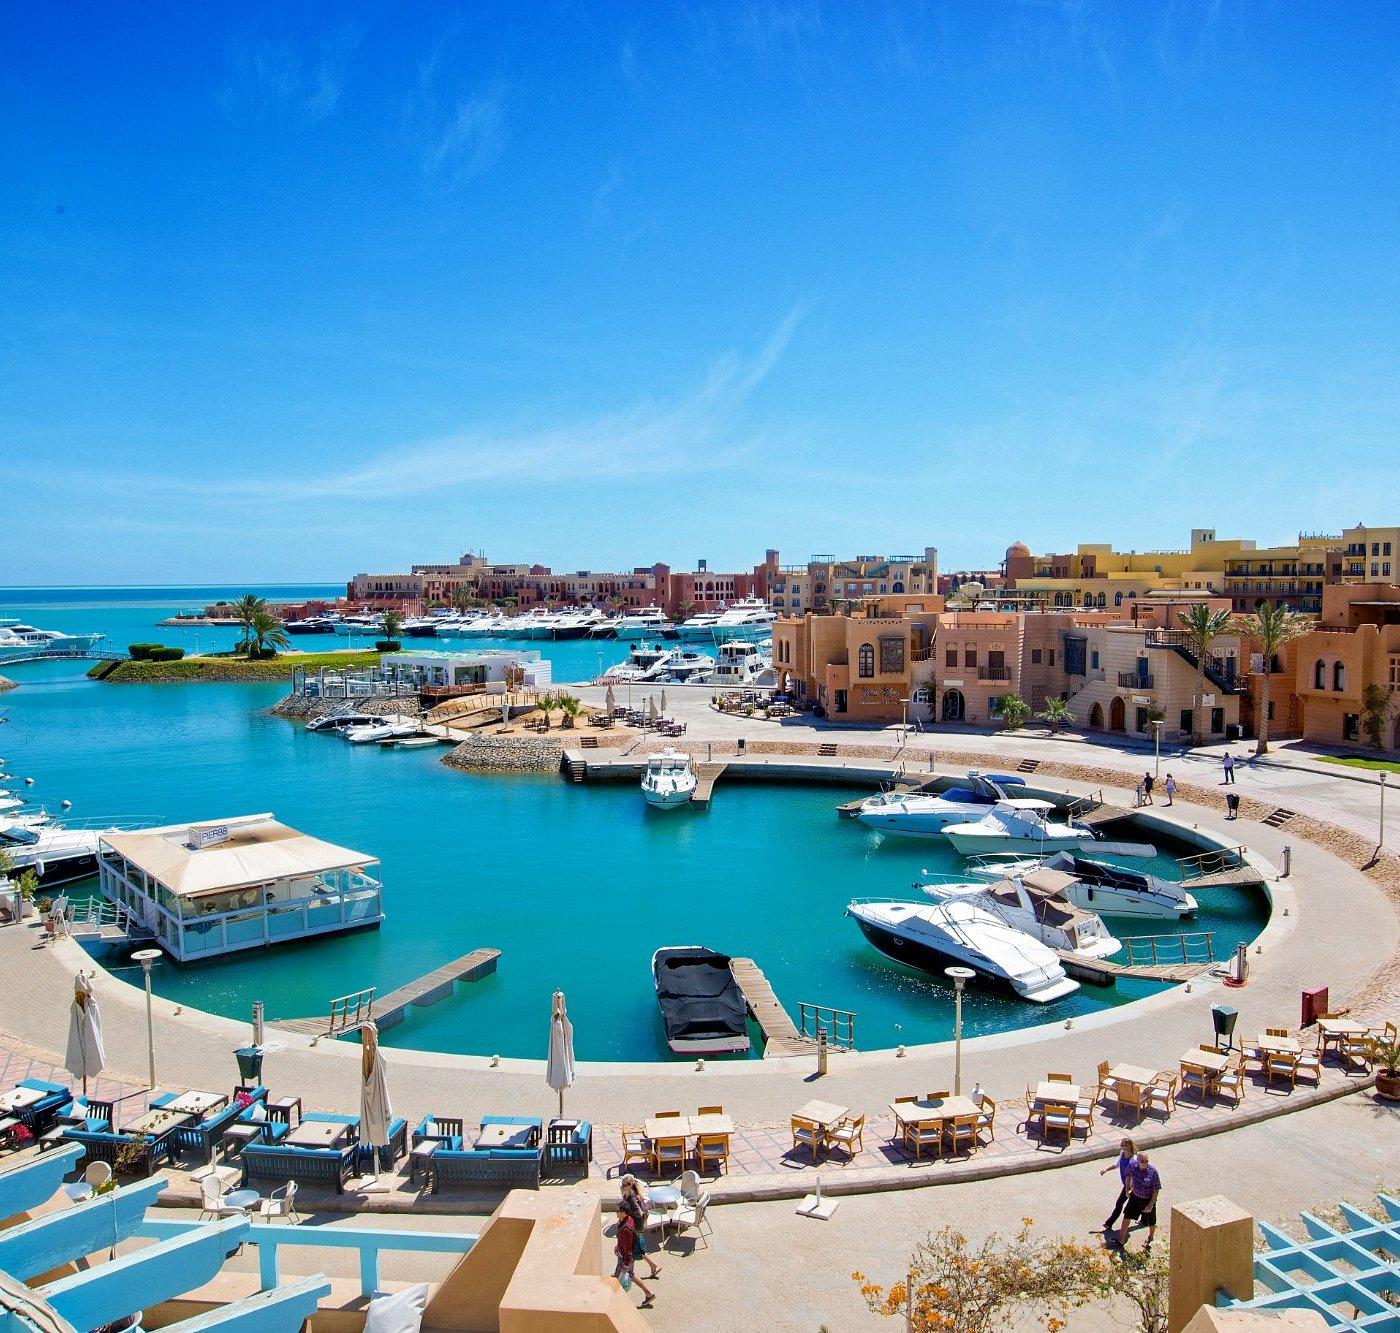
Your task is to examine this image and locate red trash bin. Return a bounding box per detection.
[1301,986,1328,1027]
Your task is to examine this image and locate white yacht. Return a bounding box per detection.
[856,773,1028,838]
[0,619,105,659]
[710,640,772,686]
[846,898,1080,1003]
[969,851,1198,921]
[285,615,339,635]
[675,610,723,640]
[611,607,673,640]
[942,800,1095,858]
[657,648,716,683]
[920,867,1122,960]
[458,612,506,636]
[307,711,384,733]
[0,824,103,888]
[0,790,25,814]
[601,642,681,684]
[343,720,422,745]
[641,750,698,809]
[332,615,382,637]
[710,599,776,642]
[550,607,607,639]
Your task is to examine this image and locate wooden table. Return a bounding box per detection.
[1035,1081,1082,1104]
[1181,1049,1232,1074]
[475,1123,536,1149]
[1107,1064,1159,1088]
[0,1087,45,1114]
[268,1096,303,1126]
[792,1100,849,1130]
[410,1139,442,1187]
[643,1114,735,1140]
[285,1120,350,1148]
[888,1095,981,1127]
[123,1109,191,1136]
[167,1091,227,1117]
[1255,1035,1301,1056]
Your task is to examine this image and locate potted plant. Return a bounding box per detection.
[16,871,38,920]
[1373,1035,1400,1101]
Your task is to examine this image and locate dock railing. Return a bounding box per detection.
[1177,846,1247,877]
[1120,931,1216,968]
[326,987,377,1035]
[797,1002,856,1051]
[1066,789,1106,819]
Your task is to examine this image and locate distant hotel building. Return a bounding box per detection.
[766,548,939,615]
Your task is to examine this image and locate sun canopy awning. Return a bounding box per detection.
[101,814,374,898]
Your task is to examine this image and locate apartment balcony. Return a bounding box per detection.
[1117,671,1154,689]
[977,665,1012,682]
[911,644,936,662]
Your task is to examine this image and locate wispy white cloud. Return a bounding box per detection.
[423,92,507,184]
[219,25,364,123]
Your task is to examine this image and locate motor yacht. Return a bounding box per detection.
[675,610,723,640]
[343,720,422,745]
[610,607,673,640]
[710,599,776,642]
[942,800,1095,858]
[402,615,445,638]
[640,749,698,809]
[920,867,1122,960]
[969,850,1197,920]
[601,642,680,683]
[332,615,382,637]
[710,641,772,686]
[846,898,1080,1003]
[285,615,338,635]
[550,607,607,639]
[657,649,716,683]
[856,772,1028,837]
[0,824,103,888]
[458,612,506,636]
[0,619,105,658]
[652,946,751,1054]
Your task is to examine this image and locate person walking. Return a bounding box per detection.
[613,1206,656,1308]
[618,1176,662,1281]
[1163,773,1176,806]
[1141,772,1154,805]
[1222,752,1236,784]
[1101,1137,1137,1234]
[1115,1151,1162,1253]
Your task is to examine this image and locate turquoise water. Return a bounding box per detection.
[1,588,1270,1061]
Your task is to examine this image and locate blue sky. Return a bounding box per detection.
[4,2,1399,584]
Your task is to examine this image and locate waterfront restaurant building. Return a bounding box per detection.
[98,814,384,962]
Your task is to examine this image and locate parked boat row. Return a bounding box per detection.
[600,638,774,686]
[0,618,105,659]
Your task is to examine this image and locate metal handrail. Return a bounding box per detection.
[798,1001,856,1051]
[1121,931,1216,967]
[326,988,377,1034]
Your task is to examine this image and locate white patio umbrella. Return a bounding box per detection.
[660,689,668,716]
[358,1022,392,1185]
[545,990,576,1118]
[604,684,616,715]
[648,695,659,724]
[64,973,105,1098]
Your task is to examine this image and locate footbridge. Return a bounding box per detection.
[0,647,125,667]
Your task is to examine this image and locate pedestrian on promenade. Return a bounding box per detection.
[618,1176,662,1280]
[613,1207,656,1308]
[1115,1151,1162,1253]
[1141,772,1154,805]
[1223,752,1236,784]
[1164,773,1177,806]
[1101,1137,1137,1233]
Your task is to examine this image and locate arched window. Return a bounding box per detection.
[1096,592,1107,607]
[857,644,874,678]
[892,581,905,594]
[1313,660,1326,690]
[1114,591,1123,606]
[1082,593,1093,608]
[1333,661,1346,692]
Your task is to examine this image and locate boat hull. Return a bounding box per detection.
[642,784,696,809]
[1063,884,1198,920]
[944,829,1086,857]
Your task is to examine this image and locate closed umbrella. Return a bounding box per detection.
[660,689,668,717]
[64,973,105,1098]
[358,1022,392,1184]
[648,696,658,724]
[605,684,616,715]
[545,990,576,1118]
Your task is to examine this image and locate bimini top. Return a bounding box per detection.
[100,813,375,897]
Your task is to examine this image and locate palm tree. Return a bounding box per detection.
[380,609,404,644]
[1036,696,1073,734]
[246,607,290,658]
[677,598,696,622]
[556,693,581,729]
[1177,605,1234,744]
[232,593,268,654]
[1232,604,1311,756]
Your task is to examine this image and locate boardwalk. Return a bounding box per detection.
[729,956,810,1057]
[691,759,728,805]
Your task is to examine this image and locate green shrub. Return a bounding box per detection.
[375,639,401,652]
[128,643,162,659]
[250,646,278,660]
[149,647,185,662]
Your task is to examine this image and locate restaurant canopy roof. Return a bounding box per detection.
[101,813,374,897]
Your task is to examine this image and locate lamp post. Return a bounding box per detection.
[1380,771,1388,851]
[945,966,975,1095]
[131,948,163,1089]
[1150,718,1163,780]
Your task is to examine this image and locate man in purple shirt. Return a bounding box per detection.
[1115,1151,1161,1253]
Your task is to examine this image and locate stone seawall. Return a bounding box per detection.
[0,676,16,693]
[442,734,569,773]
[268,693,422,722]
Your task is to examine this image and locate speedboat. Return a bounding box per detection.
[920,867,1122,960]
[846,898,1080,1003]
[652,946,751,1054]
[942,800,1094,858]
[0,824,102,887]
[857,772,1028,838]
[0,790,25,814]
[0,619,105,658]
[610,607,672,639]
[710,599,775,642]
[343,720,421,745]
[641,750,697,809]
[307,711,384,733]
[969,850,1197,920]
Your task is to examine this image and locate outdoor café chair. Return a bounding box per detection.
[790,1116,826,1161]
[1046,1073,1074,1085]
[694,1133,730,1174]
[1296,1049,1323,1086]
[1039,1101,1076,1148]
[1241,1042,1266,1074]
[650,1135,687,1174]
[1216,1056,1246,1107]
[1096,1061,1117,1101]
[975,1093,997,1144]
[697,1104,724,1115]
[944,1114,980,1157]
[908,1120,945,1161]
[922,1090,950,1101]
[1265,1051,1299,1090]
[893,1096,920,1149]
[1148,1072,1177,1117]
[827,1114,865,1162]
[1266,1028,1290,1038]
[1180,1061,1214,1102]
[1341,1037,1374,1075]
[667,1191,711,1250]
[620,1127,650,1171]
[258,1182,300,1225]
[1021,1088,1045,1135]
[1071,1099,1095,1139]
[1111,1080,1149,1125]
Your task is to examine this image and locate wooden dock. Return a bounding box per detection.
[1071,802,1135,828]
[729,957,810,1057]
[1180,866,1265,889]
[274,948,500,1037]
[1056,951,1215,986]
[692,760,729,806]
